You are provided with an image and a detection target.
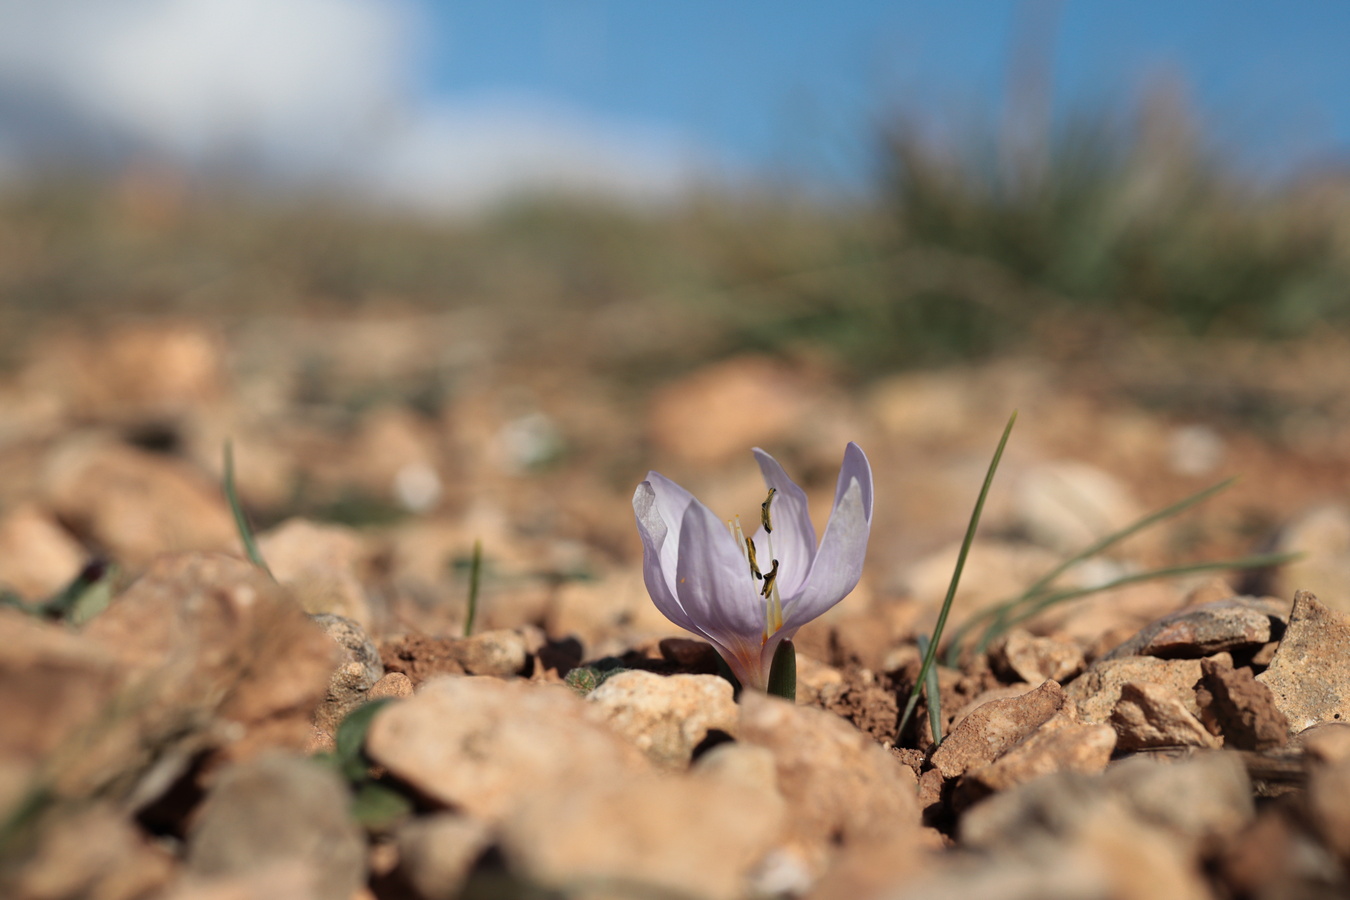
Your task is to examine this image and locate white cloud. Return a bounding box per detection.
[0,0,705,209]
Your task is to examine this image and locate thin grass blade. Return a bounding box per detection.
[899,410,1016,740]
[943,476,1238,665]
[223,441,272,577]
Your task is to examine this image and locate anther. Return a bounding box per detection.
[760,559,780,599]
[760,488,777,533]
[745,537,763,580]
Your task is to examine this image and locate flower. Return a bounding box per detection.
[632,443,873,690]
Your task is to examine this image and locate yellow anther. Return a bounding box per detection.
[745,537,763,580]
[760,488,777,534]
[759,559,779,599]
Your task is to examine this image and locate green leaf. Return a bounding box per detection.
[350,781,412,831]
[766,640,796,701]
[335,698,394,783]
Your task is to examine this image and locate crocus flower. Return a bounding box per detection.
[632,443,873,691]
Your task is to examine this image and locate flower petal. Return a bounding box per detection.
[639,471,700,582]
[674,496,766,653]
[750,447,817,598]
[632,480,699,634]
[782,447,873,628]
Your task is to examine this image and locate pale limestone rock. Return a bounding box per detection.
[965,723,1117,796]
[310,613,383,734]
[1068,656,1204,725]
[43,438,238,565]
[585,670,737,769]
[186,754,365,900]
[737,692,920,858]
[367,672,413,701]
[931,680,1074,779]
[1273,506,1350,614]
[258,518,373,630]
[0,503,84,599]
[365,676,647,823]
[1258,591,1350,733]
[1110,681,1220,751]
[394,814,491,900]
[991,629,1086,684]
[499,767,784,900]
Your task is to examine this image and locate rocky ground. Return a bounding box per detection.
[5,313,1350,900]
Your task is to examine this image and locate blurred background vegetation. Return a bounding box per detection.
[2,89,1348,383]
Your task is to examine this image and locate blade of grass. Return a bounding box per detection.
[899,410,1016,741]
[915,634,944,746]
[943,476,1239,666]
[978,552,1299,647]
[463,538,483,637]
[223,441,272,577]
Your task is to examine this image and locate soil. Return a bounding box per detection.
[6,306,1350,899]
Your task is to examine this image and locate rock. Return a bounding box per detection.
[1196,658,1288,750]
[963,723,1116,798]
[1272,505,1350,613]
[1295,722,1350,764]
[394,814,491,900]
[0,503,85,599]
[258,519,373,630]
[957,766,1216,900]
[1103,753,1255,851]
[450,629,530,676]
[0,609,125,802]
[499,763,785,900]
[1257,591,1350,733]
[82,553,337,771]
[157,863,327,900]
[7,802,175,900]
[365,676,647,822]
[930,681,1074,779]
[795,654,846,707]
[310,614,384,734]
[367,672,414,701]
[737,692,920,858]
[918,805,1211,900]
[585,670,737,769]
[186,754,365,900]
[1217,807,1346,900]
[1111,681,1220,751]
[1307,745,1350,860]
[32,322,225,424]
[646,355,813,465]
[990,630,1085,684]
[546,571,684,648]
[960,770,1107,849]
[1102,597,1285,660]
[1012,461,1142,554]
[42,438,239,565]
[379,629,530,686]
[1068,657,1203,725]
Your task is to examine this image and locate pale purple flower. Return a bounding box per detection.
[632,443,873,690]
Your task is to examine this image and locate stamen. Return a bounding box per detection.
[762,558,784,638]
[760,488,777,533]
[759,559,779,598]
[745,537,763,580]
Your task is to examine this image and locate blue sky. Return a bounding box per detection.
[421,1,1350,181]
[1,1,1346,208]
